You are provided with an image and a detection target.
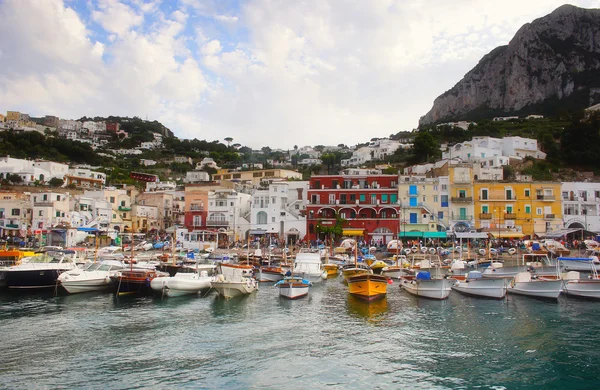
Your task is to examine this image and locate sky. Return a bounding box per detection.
[1,0,599,150]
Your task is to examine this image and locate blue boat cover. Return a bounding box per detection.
[532,243,541,250]
[467,271,483,279]
[416,271,431,280]
[558,257,594,261]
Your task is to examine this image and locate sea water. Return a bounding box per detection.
[1,280,599,389]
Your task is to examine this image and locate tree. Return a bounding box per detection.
[48,177,64,187]
[409,131,441,164]
[7,173,22,184]
[224,137,233,147]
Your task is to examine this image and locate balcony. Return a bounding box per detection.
[450,196,473,203]
[453,177,472,184]
[504,213,517,220]
[452,215,473,221]
[34,201,54,207]
[479,213,492,220]
[545,214,556,219]
[118,206,132,211]
[479,196,517,201]
[407,190,419,196]
[205,220,229,227]
[190,206,204,211]
[537,195,555,201]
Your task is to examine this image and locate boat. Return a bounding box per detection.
[150,270,214,297]
[57,260,124,294]
[381,255,410,279]
[558,249,600,272]
[275,275,312,299]
[369,260,387,275]
[0,248,33,287]
[293,250,327,283]
[507,271,564,300]
[400,271,456,300]
[322,249,340,278]
[482,253,557,279]
[341,262,372,283]
[211,263,258,299]
[347,273,389,301]
[451,270,507,299]
[116,268,169,295]
[4,249,80,290]
[562,259,600,299]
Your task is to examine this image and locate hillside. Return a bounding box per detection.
[419,4,600,125]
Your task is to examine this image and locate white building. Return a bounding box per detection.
[0,192,31,237]
[248,181,308,242]
[197,157,219,170]
[502,136,546,160]
[206,189,252,242]
[140,159,157,166]
[67,168,106,185]
[31,191,71,230]
[561,182,600,233]
[185,170,210,183]
[0,157,68,185]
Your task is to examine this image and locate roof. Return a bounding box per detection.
[537,228,582,238]
[454,232,489,239]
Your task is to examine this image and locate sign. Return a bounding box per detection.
[34,230,42,234]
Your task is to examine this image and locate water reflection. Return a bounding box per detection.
[346,295,388,321]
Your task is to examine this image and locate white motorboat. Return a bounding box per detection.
[558,250,600,272]
[151,270,214,297]
[400,271,456,300]
[507,271,564,299]
[58,260,124,294]
[381,255,409,279]
[483,253,557,279]
[275,276,312,299]
[293,250,327,283]
[563,259,600,299]
[451,271,507,299]
[211,263,258,299]
[4,250,80,289]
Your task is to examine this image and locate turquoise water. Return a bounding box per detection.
[1,280,599,389]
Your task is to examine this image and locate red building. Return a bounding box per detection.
[306,174,400,244]
[106,122,120,133]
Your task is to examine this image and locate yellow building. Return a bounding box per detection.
[474,182,563,239]
[448,164,475,233]
[6,111,20,122]
[0,114,5,122]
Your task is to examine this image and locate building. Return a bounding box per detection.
[212,169,303,187]
[473,182,562,238]
[65,168,106,189]
[249,181,308,244]
[206,189,252,242]
[196,157,219,170]
[185,170,210,183]
[173,156,192,165]
[0,192,31,238]
[448,164,476,234]
[132,204,159,233]
[561,182,600,233]
[105,122,120,133]
[85,187,136,232]
[305,173,401,244]
[397,175,449,237]
[43,116,60,128]
[135,191,175,231]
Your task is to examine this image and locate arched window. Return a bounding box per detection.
[257,211,267,225]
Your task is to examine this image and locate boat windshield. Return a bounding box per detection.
[28,253,62,263]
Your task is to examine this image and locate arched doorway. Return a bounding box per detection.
[371,227,393,245]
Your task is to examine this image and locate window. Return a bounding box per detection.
[110,196,115,203]
[459,190,466,198]
[257,211,267,224]
[371,194,377,204]
[481,189,488,200]
[391,194,397,204]
[329,194,336,204]
[340,194,347,204]
[272,217,276,222]
[113,214,116,218]
[525,205,531,214]
[525,189,530,198]
[359,194,366,202]
[482,205,489,213]
[441,184,447,190]
[505,189,513,200]
[536,207,542,215]
[438,211,444,220]
[56,195,60,201]
[56,211,60,217]
[381,194,388,204]
[441,195,449,207]
[43,194,48,201]
[39,210,44,216]
[121,200,126,206]
[350,194,356,202]
[11,209,20,216]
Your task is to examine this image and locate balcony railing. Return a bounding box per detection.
[205,220,229,226]
[190,206,204,211]
[453,178,472,184]
[478,196,517,201]
[34,201,54,207]
[537,195,555,201]
[545,214,556,219]
[118,206,131,211]
[479,213,492,219]
[450,196,473,203]
[407,190,419,196]
[452,215,473,221]
[504,213,517,220]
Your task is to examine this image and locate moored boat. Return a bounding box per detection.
[4,250,80,290]
[507,271,564,300]
[346,273,389,301]
[150,270,214,297]
[293,250,327,283]
[116,268,169,295]
[451,271,507,299]
[58,260,124,294]
[563,270,600,299]
[400,271,456,300]
[212,263,258,299]
[275,276,312,299]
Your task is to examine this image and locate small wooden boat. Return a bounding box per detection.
[347,273,389,301]
[400,271,456,300]
[117,268,169,295]
[275,276,312,299]
[507,271,564,300]
[563,270,600,299]
[341,262,371,284]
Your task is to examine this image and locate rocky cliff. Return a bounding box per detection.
[419,4,600,125]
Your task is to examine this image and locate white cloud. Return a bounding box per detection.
[92,0,143,36]
[1,0,600,149]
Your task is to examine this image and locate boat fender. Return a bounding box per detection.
[104,276,111,284]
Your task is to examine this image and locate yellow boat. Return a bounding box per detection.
[346,273,389,301]
[369,260,387,275]
[341,263,371,284]
[323,263,339,278]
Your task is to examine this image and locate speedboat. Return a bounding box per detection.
[507,271,564,299]
[400,271,456,300]
[58,260,124,294]
[212,263,258,299]
[451,271,507,299]
[275,276,312,299]
[151,270,214,297]
[4,250,80,290]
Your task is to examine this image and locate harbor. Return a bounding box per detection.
[1,274,599,389]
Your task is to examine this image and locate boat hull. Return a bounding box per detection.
[451,278,507,299]
[564,279,600,299]
[508,279,564,299]
[60,277,115,294]
[400,278,456,299]
[5,268,72,289]
[117,270,164,296]
[347,274,388,301]
[255,268,284,282]
[150,273,213,297]
[212,281,257,299]
[323,264,339,278]
[277,279,310,299]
